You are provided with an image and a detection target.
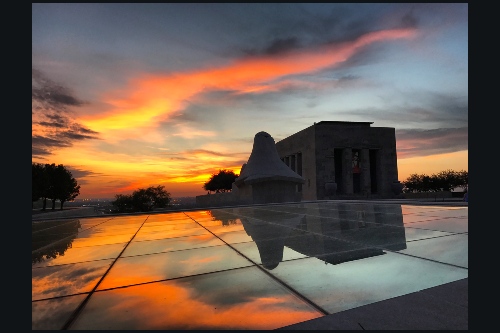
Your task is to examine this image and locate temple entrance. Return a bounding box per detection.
[352,149,361,193]
[334,149,343,193]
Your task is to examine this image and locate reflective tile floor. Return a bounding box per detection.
[32,201,468,330]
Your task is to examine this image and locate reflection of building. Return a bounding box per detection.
[275,121,401,200]
[239,203,406,269]
[284,203,407,265]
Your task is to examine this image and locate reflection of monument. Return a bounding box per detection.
[233,131,305,205]
[238,204,407,269]
[239,210,304,270]
[32,219,81,264]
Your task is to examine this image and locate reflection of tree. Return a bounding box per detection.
[206,210,240,226]
[32,219,81,264]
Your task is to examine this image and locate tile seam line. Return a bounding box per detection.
[61,215,151,330]
[183,212,329,316]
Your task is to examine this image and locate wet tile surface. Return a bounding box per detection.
[32,201,468,329]
[70,267,323,330]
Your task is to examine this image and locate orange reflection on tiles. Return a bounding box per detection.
[32,260,113,301]
[97,246,253,290]
[73,277,322,329]
[134,227,209,241]
[145,213,189,222]
[33,243,126,267]
[72,233,135,247]
[184,210,213,220]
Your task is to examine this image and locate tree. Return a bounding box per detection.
[402,169,468,193]
[131,188,154,212]
[145,185,171,208]
[111,185,171,213]
[55,167,81,210]
[203,169,239,193]
[45,164,80,210]
[32,163,80,210]
[433,169,468,191]
[111,194,134,213]
[32,163,48,209]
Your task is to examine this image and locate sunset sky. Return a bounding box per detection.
[32,3,468,199]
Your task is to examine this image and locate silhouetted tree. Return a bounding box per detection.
[131,188,154,212]
[111,185,171,213]
[53,165,81,210]
[203,169,238,193]
[32,163,80,210]
[43,164,80,210]
[402,169,468,193]
[145,185,171,208]
[111,194,134,213]
[32,163,49,209]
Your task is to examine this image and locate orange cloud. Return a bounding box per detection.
[41,27,419,199]
[79,28,417,135]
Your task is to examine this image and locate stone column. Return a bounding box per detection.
[324,155,336,196]
[342,148,353,194]
[360,149,371,196]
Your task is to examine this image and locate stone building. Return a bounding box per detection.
[275,121,402,200]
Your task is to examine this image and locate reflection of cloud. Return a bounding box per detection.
[76,273,321,329]
[180,255,221,265]
[32,261,111,300]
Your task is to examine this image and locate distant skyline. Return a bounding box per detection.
[32,3,468,199]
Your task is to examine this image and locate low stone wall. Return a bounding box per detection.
[402,191,452,199]
[32,207,103,221]
[195,192,238,208]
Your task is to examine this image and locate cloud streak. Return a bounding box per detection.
[32,69,100,159]
[396,127,468,159]
[78,28,417,136]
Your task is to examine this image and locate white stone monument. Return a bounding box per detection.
[233,131,304,204]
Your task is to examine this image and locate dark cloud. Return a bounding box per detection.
[232,4,421,59]
[396,127,468,158]
[242,37,301,56]
[32,68,100,158]
[331,90,468,129]
[32,68,86,111]
[63,167,100,185]
[32,135,72,149]
[37,121,67,129]
[401,10,419,28]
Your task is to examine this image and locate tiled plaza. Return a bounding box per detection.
[32,200,468,330]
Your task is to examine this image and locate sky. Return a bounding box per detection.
[32,3,468,199]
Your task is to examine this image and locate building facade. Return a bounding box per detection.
[275,121,401,200]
